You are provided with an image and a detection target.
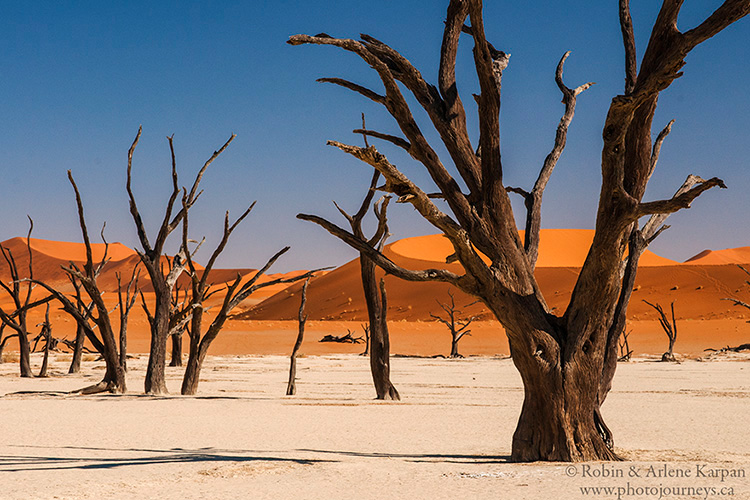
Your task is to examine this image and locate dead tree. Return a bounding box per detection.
[36,304,52,378]
[126,127,235,395]
[320,114,399,400]
[179,195,322,396]
[168,284,188,367]
[618,330,633,362]
[32,172,126,393]
[643,300,678,362]
[291,0,748,461]
[0,218,52,377]
[319,331,364,343]
[286,278,310,396]
[430,291,477,358]
[360,324,370,356]
[115,266,140,372]
[65,275,97,374]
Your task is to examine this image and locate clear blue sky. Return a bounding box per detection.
[1,1,748,272]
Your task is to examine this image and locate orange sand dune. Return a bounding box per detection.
[684,246,750,265]
[390,229,678,267]
[241,230,750,329]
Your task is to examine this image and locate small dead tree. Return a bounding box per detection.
[360,324,370,356]
[126,127,235,395]
[179,195,322,396]
[430,291,478,358]
[35,304,52,378]
[115,266,140,372]
[292,0,747,460]
[286,278,310,396]
[643,300,678,362]
[618,330,633,362]
[0,218,52,377]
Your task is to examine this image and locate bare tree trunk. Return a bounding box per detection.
[286,279,310,396]
[363,265,399,400]
[69,323,86,374]
[169,332,183,367]
[17,327,33,378]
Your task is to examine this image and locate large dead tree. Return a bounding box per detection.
[179,195,322,396]
[126,127,235,395]
[32,172,126,393]
[291,0,748,461]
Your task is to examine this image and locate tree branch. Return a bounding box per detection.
[619,0,637,94]
[297,212,465,286]
[636,176,726,217]
[317,78,385,104]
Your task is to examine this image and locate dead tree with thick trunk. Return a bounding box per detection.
[179,196,322,396]
[644,300,678,362]
[115,266,140,372]
[286,278,310,396]
[430,291,478,358]
[291,0,748,461]
[126,127,235,395]
[31,172,126,394]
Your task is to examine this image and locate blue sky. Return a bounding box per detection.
[0,1,748,271]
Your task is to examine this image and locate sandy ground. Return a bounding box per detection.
[0,352,748,500]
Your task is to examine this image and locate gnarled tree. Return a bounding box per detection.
[291,0,748,461]
[126,127,235,395]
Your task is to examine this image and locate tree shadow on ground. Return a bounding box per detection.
[0,445,335,472]
[297,448,511,464]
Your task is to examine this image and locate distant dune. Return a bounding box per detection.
[0,231,748,357]
[240,229,750,323]
[684,246,750,266]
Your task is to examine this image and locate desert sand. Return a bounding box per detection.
[0,352,748,500]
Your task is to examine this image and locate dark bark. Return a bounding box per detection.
[126,127,235,394]
[116,266,140,372]
[37,304,52,378]
[169,332,183,367]
[292,0,747,461]
[68,323,86,374]
[286,278,310,396]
